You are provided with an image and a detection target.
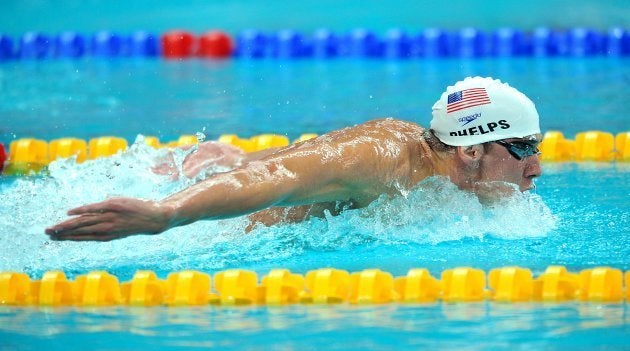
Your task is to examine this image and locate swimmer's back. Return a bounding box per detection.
[246,118,434,228]
[255,118,435,205]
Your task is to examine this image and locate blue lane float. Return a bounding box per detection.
[312,29,341,58]
[129,31,159,57]
[90,31,126,57]
[532,28,566,56]
[269,30,309,58]
[605,27,630,55]
[418,28,450,57]
[567,28,604,56]
[89,30,159,57]
[345,29,384,57]
[55,31,86,58]
[19,32,53,59]
[450,28,488,57]
[0,35,13,61]
[491,28,528,56]
[383,29,413,59]
[234,29,268,58]
[1,27,629,62]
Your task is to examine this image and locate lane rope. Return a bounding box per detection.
[1,27,628,61]
[1,266,627,306]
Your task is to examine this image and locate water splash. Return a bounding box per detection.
[0,139,556,276]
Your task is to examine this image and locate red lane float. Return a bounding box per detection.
[198,31,233,58]
[161,30,195,59]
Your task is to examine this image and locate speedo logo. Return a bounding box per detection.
[449,120,510,137]
[457,112,481,126]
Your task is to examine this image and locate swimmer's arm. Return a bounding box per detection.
[161,142,377,228]
[46,136,388,241]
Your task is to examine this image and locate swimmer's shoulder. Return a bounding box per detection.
[357,117,426,140]
[352,118,433,192]
[359,117,424,131]
[294,117,425,151]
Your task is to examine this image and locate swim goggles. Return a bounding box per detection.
[493,139,541,160]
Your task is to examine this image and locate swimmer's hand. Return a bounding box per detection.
[45,198,171,241]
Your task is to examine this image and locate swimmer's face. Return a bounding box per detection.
[479,134,543,192]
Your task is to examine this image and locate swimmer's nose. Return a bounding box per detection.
[525,153,542,179]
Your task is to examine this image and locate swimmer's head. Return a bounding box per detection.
[430,77,540,147]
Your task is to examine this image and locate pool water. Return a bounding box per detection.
[2,0,630,344]
[0,56,629,349]
[1,58,628,142]
[1,303,628,350]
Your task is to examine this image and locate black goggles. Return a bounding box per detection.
[493,140,541,160]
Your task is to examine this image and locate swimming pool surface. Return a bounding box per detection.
[1,55,628,351]
[1,1,630,350]
[2,58,628,141]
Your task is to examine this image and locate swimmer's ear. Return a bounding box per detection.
[456,144,484,166]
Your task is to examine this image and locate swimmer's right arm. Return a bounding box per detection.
[45,124,400,241]
[162,156,358,227]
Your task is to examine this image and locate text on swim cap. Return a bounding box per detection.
[449,120,510,137]
[457,112,482,126]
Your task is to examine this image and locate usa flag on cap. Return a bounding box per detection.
[447,88,491,113]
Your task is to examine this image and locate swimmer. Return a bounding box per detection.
[46,77,542,241]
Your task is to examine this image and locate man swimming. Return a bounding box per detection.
[46,76,542,241]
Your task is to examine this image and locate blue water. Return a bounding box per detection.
[2,1,630,350]
[2,58,628,142]
[2,304,628,351]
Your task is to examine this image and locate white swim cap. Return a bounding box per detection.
[430,77,540,146]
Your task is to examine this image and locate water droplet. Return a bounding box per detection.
[195,132,206,142]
